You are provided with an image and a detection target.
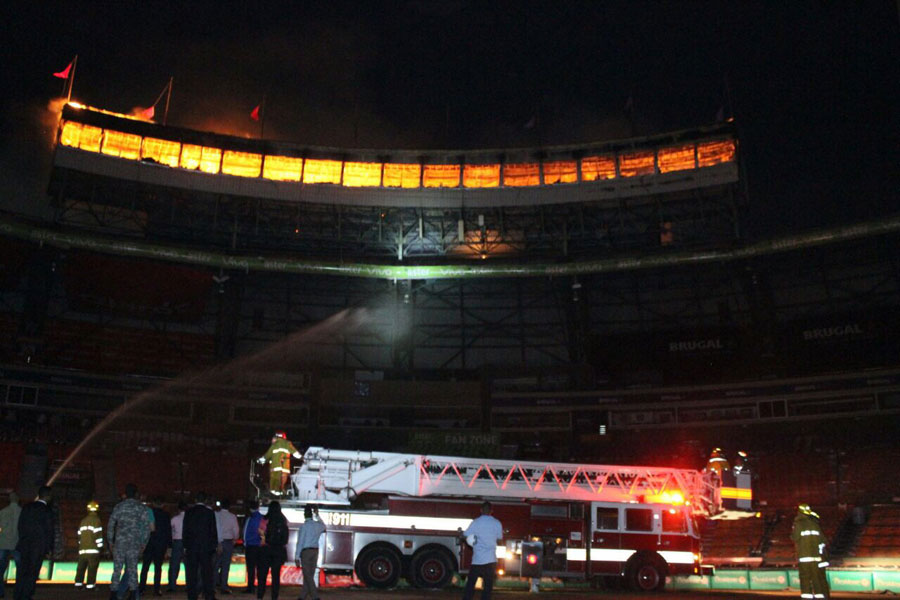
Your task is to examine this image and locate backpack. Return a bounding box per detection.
[265,515,289,547]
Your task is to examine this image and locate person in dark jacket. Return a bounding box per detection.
[256,502,288,600]
[13,486,53,600]
[183,492,218,600]
[241,500,263,594]
[139,498,171,596]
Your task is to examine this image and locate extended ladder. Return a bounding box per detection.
[291,447,719,514]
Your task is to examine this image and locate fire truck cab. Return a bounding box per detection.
[270,447,717,591]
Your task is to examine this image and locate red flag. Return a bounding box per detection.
[140,106,155,120]
[250,105,260,121]
[53,61,72,79]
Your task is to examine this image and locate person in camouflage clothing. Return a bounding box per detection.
[108,484,152,600]
[74,500,103,589]
[257,432,301,496]
[791,504,830,600]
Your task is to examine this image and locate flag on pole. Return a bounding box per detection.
[250,104,261,121]
[140,106,155,120]
[53,60,73,79]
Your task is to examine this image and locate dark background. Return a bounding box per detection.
[1,1,897,236]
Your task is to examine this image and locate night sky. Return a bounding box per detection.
[1,1,897,237]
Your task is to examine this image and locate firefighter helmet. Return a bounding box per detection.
[87,500,99,512]
[274,431,287,439]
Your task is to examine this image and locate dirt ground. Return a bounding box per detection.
[21,583,885,600]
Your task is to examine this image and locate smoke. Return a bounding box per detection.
[0,97,64,218]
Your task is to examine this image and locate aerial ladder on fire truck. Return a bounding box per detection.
[288,447,722,515]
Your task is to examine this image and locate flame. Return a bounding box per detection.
[65,101,150,122]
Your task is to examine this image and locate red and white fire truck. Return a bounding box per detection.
[274,447,719,591]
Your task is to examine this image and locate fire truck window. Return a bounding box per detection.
[569,504,584,520]
[662,509,687,533]
[625,508,654,532]
[595,507,618,530]
[532,505,567,518]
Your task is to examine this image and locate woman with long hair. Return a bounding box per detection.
[256,501,289,600]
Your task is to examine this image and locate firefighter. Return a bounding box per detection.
[705,447,730,480]
[257,432,302,496]
[791,504,830,600]
[75,500,103,590]
[731,450,753,511]
[733,450,748,475]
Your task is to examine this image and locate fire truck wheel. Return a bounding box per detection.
[410,548,454,588]
[625,554,667,592]
[356,546,402,588]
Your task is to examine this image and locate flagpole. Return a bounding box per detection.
[259,94,267,139]
[163,77,173,125]
[67,55,78,102]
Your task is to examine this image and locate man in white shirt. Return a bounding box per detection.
[462,501,503,600]
[214,500,240,594]
[167,502,187,592]
[293,506,326,600]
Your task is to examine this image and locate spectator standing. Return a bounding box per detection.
[293,506,325,600]
[240,500,263,595]
[183,492,217,600]
[215,500,239,594]
[14,486,53,600]
[139,498,171,596]
[0,492,22,599]
[74,500,103,590]
[461,501,503,600]
[108,483,153,600]
[167,502,188,592]
[256,502,288,600]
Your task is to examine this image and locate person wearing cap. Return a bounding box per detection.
[791,504,830,600]
[0,492,21,599]
[257,433,301,496]
[108,483,153,600]
[139,498,171,597]
[75,501,104,590]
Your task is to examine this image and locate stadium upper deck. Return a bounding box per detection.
[54,103,737,209]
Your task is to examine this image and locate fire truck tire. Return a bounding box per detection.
[625,553,667,592]
[356,546,402,588]
[410,548,454,589]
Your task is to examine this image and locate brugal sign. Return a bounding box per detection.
[801,323,864,341]
[668,338,724,353]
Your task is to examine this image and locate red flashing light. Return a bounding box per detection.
[526,554,538,565]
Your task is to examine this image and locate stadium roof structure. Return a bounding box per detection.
[28,102,897,275]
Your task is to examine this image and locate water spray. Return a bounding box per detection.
[47,307,368,485]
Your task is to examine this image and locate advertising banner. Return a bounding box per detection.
[748,570,790,590]
[709,570,750,589]
[828,570,874,592]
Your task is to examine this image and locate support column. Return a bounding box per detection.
[214,273,242,360]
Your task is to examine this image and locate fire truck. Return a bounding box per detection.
[266,447,719,592]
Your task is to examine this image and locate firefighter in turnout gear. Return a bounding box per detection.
[258,432,301,496]
[75,501,103,589]
[705,447,730,480]
[791,504,830,600]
